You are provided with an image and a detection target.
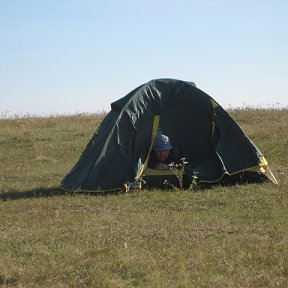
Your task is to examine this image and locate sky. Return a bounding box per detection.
[1,0,288,117]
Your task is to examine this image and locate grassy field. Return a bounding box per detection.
[0,109,287,287]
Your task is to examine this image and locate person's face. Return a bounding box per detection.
[155,150,170,162]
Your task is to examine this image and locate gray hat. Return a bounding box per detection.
[153,133,173,151]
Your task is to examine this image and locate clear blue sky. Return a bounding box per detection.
[1,0,287,116]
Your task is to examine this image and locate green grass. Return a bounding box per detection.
[1,109,288,287]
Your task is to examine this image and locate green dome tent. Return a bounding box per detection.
[60,78,277,192]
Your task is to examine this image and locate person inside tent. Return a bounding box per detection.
[148,132,176,170]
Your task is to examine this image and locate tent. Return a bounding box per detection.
[60,78,277,192]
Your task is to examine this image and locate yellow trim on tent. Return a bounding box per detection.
[244,156,268,173]
[137,115,160,177]
[210,99,218,138]
[59,186,123,194]
[211,99,218,109]
[243,156,278,184]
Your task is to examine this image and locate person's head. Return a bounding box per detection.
[153,133,173,162]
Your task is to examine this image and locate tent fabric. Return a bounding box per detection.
[60,78,270,191]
